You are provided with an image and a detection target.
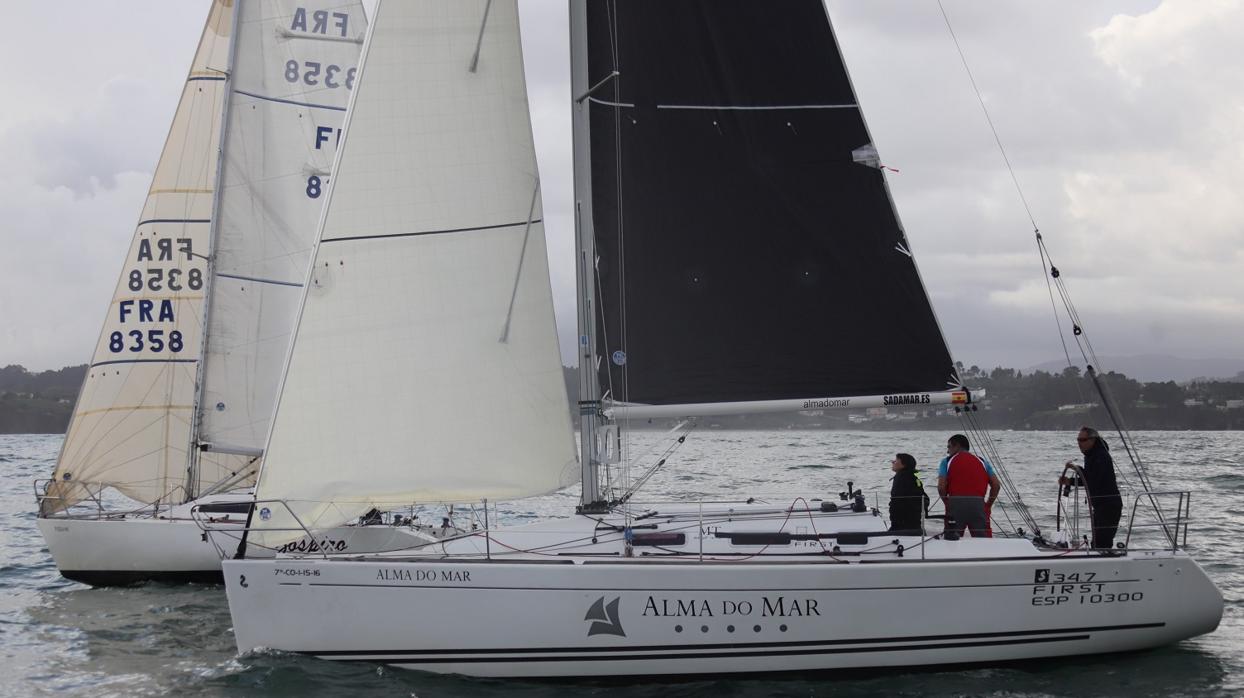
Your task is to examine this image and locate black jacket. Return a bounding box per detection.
[889,468,930,532]
[1072,439,1122,502]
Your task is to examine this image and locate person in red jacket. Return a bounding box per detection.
[936,434,1001,538]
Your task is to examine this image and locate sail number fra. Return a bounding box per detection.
[109,330,184,354]
[285,61,355,90]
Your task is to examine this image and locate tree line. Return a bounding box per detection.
[3,362,1243,434]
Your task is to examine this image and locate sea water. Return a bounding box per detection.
[2,430,1241,697]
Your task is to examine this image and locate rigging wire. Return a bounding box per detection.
[604,0,634,534]
[936,0,1037,232]
[937,1,1168,537]
[959,408,1038,536]
[617,421,696,504]
[1036,237,1086,403]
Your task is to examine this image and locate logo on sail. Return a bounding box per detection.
[585,596,626,637]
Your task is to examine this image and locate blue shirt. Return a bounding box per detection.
[938,453,996,478]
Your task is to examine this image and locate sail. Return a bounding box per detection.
[41,0,235,515]
[578,1,957,409]
[197,1,366,465]
[251,0,576,539]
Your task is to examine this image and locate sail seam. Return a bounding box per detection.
[321,219,542,244]
[147,188,214,195]
[233,89,347,112]
[72,404,197,418]
[216,272,304,288]
[655,103,858,111]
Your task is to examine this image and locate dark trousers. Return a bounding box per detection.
[946,497,989,538]
[1091,496,1123,549]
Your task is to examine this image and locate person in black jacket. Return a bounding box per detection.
[1059,427,1124,549]
[888,453,930,534]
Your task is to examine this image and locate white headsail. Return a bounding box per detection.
[197,1,366,470]
[43,0,236,514]
[44,0,370,515]
[251,0,577,541]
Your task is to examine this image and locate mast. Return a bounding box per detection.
[186,0,244,502]
[569,0,606,510]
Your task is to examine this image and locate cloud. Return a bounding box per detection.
[828,0,1244,367]
[2,0,1241,376]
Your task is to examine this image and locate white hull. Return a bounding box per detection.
[38,495,443,586]
[223,509,1223,677]
[39,512,231,585]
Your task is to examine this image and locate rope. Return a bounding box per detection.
[937,0,1037,231]
[959,408,1039,536]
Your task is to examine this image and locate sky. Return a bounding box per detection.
[1,0,1241,374]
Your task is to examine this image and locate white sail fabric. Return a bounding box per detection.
[198,0,366,458]
[43,0,235,514]
[252,0,576,540]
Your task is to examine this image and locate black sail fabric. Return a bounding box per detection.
[585,0,956,405]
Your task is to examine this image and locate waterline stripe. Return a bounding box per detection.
[307,622,1164,658]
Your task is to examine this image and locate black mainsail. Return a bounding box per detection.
[576,0,958,411]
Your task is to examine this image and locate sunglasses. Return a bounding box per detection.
[1076,437,1093,443]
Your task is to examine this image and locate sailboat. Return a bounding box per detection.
[221,0,1223,677]
[34,0,434,585]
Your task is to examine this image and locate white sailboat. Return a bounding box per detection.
[221,0,1223,677]
[33,0,435,585]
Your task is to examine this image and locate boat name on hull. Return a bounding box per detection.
[642,595,820,618]
[376,568,471,583]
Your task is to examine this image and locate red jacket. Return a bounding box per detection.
[945,452,990,497]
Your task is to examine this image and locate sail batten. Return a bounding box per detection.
[582,0,957,409]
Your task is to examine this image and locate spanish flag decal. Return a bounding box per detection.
[951,391,968,404]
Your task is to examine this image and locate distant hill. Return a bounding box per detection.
[0,364,86,434]
[1027,355,1244,384]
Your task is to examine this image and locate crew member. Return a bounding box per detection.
[937,434,1001,538]
[1059,426,1123,549]
[888,453,929,534]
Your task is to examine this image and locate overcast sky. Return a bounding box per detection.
[1,0,1241,374]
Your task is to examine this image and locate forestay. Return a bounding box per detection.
[581,1,959,412]
[197,1,366,460]
[251,0,576,541]
[43,0,235,514]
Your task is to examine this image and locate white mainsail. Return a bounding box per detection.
[44,0,236,514]
[197,1,366,465]
[251,0,576,540]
